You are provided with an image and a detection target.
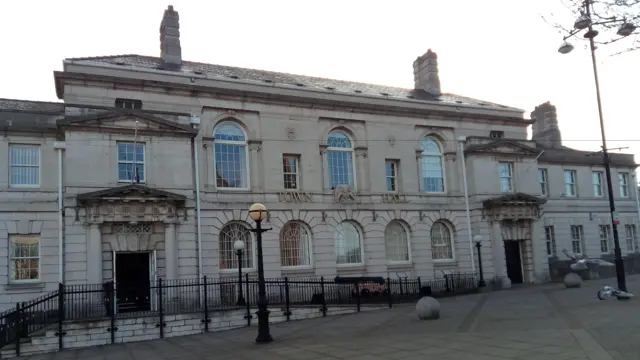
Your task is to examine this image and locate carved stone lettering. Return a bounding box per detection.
[277,192,313,203]
[382,194,408,203]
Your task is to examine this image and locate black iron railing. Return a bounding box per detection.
[0,273,477,355]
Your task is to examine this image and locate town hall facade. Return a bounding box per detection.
[0,5,638,312]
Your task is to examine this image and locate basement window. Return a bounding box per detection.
[490,131,505,139]
[115,98,142,110]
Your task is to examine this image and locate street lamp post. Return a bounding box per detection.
[558,0,637,292]
[474,235,486,288]
[248,202,273,343]
[234,239,246,306]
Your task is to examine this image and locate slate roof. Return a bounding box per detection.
[537,145,637,167]
[64,55,522,112]
[0,98,64,114]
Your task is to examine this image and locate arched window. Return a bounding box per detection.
[219,223,253,270]
[421,136,445,193]
[327,130,355,189]
[335,221,363,265]
[385,221,410,263]
[279,222,312,268]
[431,221,454,260]
[213,122,249,189]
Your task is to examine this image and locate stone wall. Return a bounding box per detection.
[1,306,384,358]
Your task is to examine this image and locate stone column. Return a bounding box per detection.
[491,221,511,288]
[248,140,262,191]
[165,223,178,280]
[354,147,369,192]
[529,219,546,283]
[415,149,424,192]
[320,145,329,190]
[87,223,103,284]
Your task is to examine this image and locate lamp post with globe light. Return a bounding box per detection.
[248,203,273,343]
[233,239,246,306]
[557,0,636,292]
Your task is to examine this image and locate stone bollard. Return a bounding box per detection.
[563,273,582,288]
[415,296,440,320]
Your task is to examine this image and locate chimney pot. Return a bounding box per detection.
[160,5,182,69]
[413,49,441,97]
[531,101,562,148]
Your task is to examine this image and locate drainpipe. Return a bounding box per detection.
[457,136,475,277]
[634,174,640,240]
[190,114,203,282]
[53,141,66,284]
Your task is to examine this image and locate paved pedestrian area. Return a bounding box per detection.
[18,276,640,360]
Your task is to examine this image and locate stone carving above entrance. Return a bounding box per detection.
[500,219,532,241]
[333,185,357,203]
[482,193,545,222]
[76,184,187,224]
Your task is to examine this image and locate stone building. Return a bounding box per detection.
[0,5,638,312]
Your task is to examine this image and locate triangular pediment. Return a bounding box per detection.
[57,110,197,136]
[483,192,546,208]
[76,184,186,203]
[465,140,540,157]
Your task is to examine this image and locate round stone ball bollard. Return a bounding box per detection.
[416,296,441,320]
[563,272,583,288]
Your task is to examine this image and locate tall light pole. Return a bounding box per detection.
[558,0,636,292]
[457,136,476,278]
[248,202,273,343]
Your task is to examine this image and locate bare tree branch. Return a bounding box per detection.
[544,0,640,55]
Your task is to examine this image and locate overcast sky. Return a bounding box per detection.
[2,0,638,165]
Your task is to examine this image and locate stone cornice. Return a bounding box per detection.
[54,71,533,126]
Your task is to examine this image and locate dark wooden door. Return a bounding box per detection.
[504,241,523,284]
[115,253,151,312]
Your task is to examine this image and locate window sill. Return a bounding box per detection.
[281,267,315,276]
[213,188,252,192]
[421,192,447,196]
[118,181,147,184]
[387,262,413,269]
[6,187,42,192]
[336,265,366,273]
[219,268,256,275]
[5,282,45,291]
[433,259,457,265]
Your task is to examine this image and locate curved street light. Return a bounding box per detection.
[556,0,637,292]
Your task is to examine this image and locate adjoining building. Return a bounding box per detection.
[1,5,638,312]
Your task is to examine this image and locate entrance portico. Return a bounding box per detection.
[483,193,546,288]
[75,184,187,287]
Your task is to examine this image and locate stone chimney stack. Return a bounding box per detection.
[160,5,182,69]
[531,101,562,149]
[413,49,441,97]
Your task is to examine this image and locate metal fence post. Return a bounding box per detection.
[201,276,210,332]
[284,277,291,321]
[56,283,66,350]
[107,281,117,344]
[156,278,166,338]
[417,277,422,299]
[320,277,327,317]
[15,302,21,357]
[244,273,252,326]
[386,277,392,308]
[355,281,361,313]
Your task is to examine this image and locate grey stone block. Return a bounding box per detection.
[564,273,582,288]
[416,296,440,320]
